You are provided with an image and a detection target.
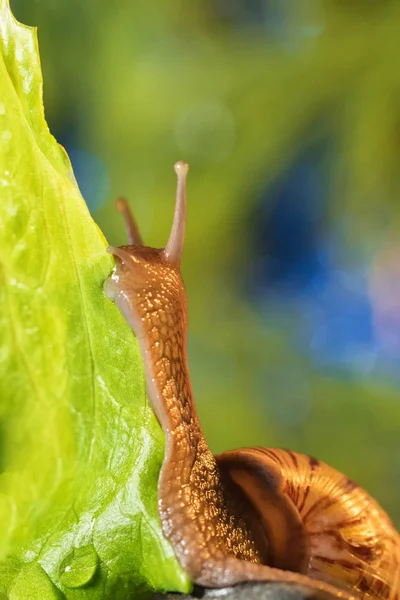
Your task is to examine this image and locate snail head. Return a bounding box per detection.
[104,161,189,340]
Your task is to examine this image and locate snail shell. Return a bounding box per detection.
[217,448,400,598]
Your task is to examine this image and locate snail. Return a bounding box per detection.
[104,162,400,600]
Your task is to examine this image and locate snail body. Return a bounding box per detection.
[105,162,400,600]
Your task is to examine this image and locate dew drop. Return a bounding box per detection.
[59,544,98,589]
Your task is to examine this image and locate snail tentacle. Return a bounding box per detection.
[163,161,188,265]
[115,197,144,246]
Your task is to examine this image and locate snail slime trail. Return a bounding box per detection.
[105,161,400,600]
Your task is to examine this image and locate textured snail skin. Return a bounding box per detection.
[104,162,400,600]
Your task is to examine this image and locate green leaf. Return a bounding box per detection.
[0,1,190,597]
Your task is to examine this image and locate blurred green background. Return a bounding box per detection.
[11,0,400,525]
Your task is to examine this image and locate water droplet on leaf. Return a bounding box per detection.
[59,545,98,589]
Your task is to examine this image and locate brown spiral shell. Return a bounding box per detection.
[217,448,400,599]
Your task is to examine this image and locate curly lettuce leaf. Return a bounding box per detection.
[0,1,190,597]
